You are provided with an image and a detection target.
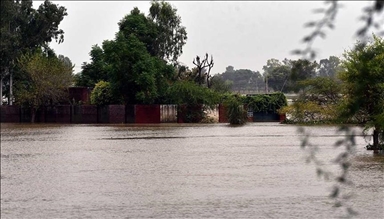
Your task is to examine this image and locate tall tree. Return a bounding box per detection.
[192,53,214,86]
[0,0,67,104]
[262,59,292,93]
[118,7,158,57]
[268,65,291,93]
[209,76,233,93]
[318,56,342,78]
[263,58,282,93]
[339,35,384,153]
[16,50,73,122]
[102,11,175,105]
[148,0,187,64]
[289,59,318,92]
[75,1,187,101]
[74,45,109,88]
[218,66,263,93]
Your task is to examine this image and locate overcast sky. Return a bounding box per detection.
[34,1,378,75]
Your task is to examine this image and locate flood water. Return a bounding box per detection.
[1,123,383,219]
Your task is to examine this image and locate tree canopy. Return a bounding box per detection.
[0,0,67,74]
[16,50,73,122]
[339,35,384,150]
[0,0,68,103]
[318,56,342,78]
[216,66,263,93]
[148,0,187,63]
[75,2,186,104]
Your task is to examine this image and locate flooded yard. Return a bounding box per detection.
[1,123,383,219]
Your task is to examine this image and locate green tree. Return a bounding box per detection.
[16,50,73,122]
[218,66,263,93]
[103,30,174,104]
[90,81,113,106]
[318,56,342,78]
[166,80,220,122]
[74,45,109,88]
[224,94,247,125]
[263,59,292,93]
[289,59,318,92]
[76,2,186,103]
[338,35,384,153]
[148,0,187,63]
[294,1,383,217]
[118,7,158,57]
[298,76,342,106]
[280,77,343,123]
[268,65,291,93]
[210,76,233,93]
[118,1,187,63]
[0,0,67,103]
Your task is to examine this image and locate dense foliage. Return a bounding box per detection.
[74,45,109,88]
[74,1,188,106]
[280,77,343,124]
[148,0,187,63]
[90,81,114,106]
[16,50,73,122]
[282,35,384,150]
[220,92,287,125]
[215,66,264,93]
[338,35,384,150]
[166,81,220,122]
[1,0,67,101]
[223,94,248,125]
[244,93,287,114]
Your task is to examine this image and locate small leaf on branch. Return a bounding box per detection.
[304,21,317,28]
[291,49,302,55]
[303,36,312,42]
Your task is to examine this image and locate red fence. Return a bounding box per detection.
[0,104,284,124]
[218,104,228,123]
[135,105,160,123]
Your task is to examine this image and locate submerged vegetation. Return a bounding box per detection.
[283,35,384,151]
[223,94,247,125]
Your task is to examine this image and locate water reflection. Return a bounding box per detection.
[1,123,382,219]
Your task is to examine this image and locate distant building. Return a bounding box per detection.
[67,86,92,105]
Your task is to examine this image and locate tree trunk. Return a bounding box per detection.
[373,127,379,154]
[0,76,3,105]
[31,108,36,123]
[9,72,13,105]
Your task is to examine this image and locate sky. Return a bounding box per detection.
[33,1,379,75]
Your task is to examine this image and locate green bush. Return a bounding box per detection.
[90,81,113,105]
[224,94,247,125]
[244,92,287,113]
[166,81,221,122]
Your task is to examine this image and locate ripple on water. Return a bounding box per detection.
[1,123,382,219]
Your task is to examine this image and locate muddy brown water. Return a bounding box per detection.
[1,123,383,219]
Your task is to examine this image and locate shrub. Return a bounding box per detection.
[244,92,287,113]
[224,94,247,125]
[90,81,113,105]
